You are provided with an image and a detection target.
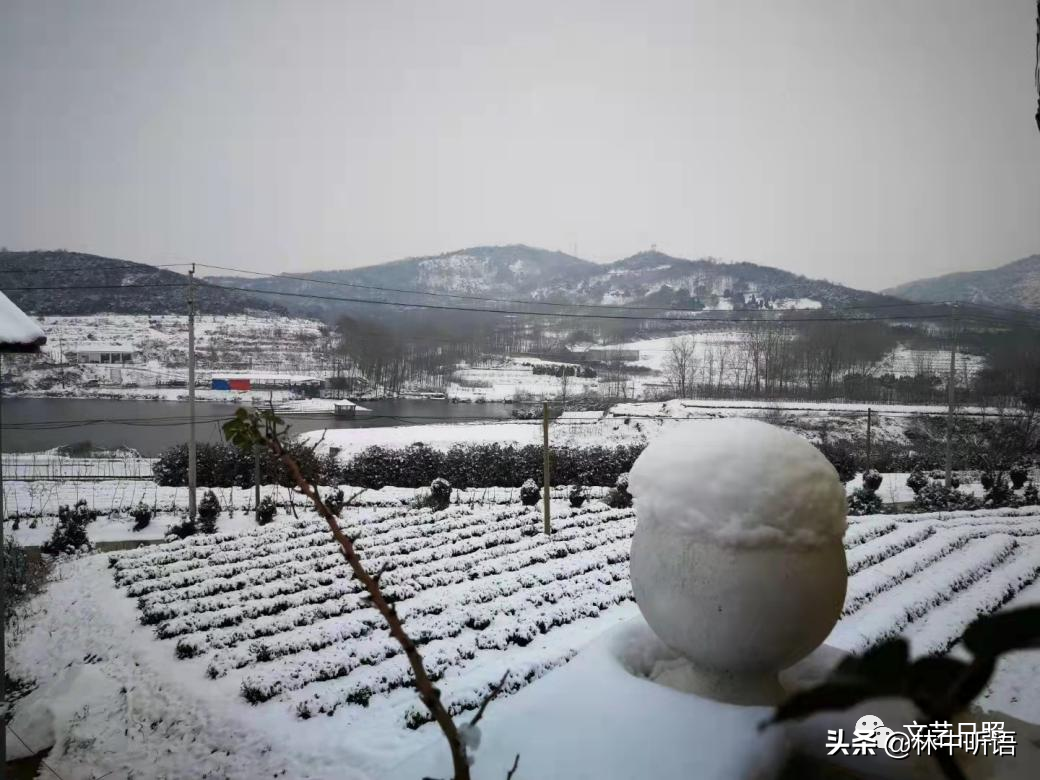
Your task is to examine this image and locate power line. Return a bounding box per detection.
[194,260,939,314]
[205,282,961,324]
[0,262,190,275]
[6,277,1040,330]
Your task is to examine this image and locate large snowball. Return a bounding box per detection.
[629,418,847,548]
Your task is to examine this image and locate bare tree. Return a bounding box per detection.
[665,335,698,398]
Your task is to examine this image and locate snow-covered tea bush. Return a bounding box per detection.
[198,490,221,534]
[519,479,540,506]
[257,496,278,525]
[130,502,153,532]
[569,484,587,508]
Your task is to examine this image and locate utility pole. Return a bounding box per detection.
[945,304,959,488]
[542,401,551,535]
[187,264,197,522]
[865,407,873,472]
[1,354,7,767]
[254,444,262,524]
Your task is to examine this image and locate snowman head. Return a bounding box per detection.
[854,715,885,738]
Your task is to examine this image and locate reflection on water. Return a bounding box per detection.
[1,398,517,456]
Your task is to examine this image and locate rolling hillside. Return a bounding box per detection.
[0,250,284,316]
[208,244,908,320]
[884,254,1040,311]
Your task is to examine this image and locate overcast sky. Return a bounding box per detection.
[1,0,1038,291]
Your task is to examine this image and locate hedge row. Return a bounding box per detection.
[153,436,902,490]
[153,442,339,488]
[339,443,645,489]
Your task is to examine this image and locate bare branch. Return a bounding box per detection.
[253,417,474,780]
[506,754,520,780]
[470,671,510,727]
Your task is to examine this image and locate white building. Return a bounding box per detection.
[65,344,137,365]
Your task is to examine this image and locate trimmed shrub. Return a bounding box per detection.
[847,487,883,516]
[168,520,196,539]
[1009,464,1029,491]
[815,437,858,483]
[42,512,92,556]
[862,469,883,492]
[58,499,97,526]
[1024,482,1039,505]
[519,479,540,507]
[257,496,277,525]
[153,441,340,488]
[341,443,642,489]
[324,487,345,516]
[198,490,220,534]
[983,472,1012,507]
[3,537,29,598]
[606,473,633,509]
[912,481,979,513]
[906,470,929,495]
[569,484,587,508]
[130,502,153,532]
[429,478,452,512]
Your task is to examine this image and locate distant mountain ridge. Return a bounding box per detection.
[0,250,285,316]
[883,254,1040,311]
[209,244,904,319]
[1,245,912,320]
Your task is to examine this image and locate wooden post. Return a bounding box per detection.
[542,401,551,535]
[945,305,958,488]
[865,407,872,471]
[254,443,262,524]
[187,264,197,522]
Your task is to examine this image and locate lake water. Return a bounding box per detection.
[0,398,517,456]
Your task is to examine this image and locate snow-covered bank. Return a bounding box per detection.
[6,503,1040,779]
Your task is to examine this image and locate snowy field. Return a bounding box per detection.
[6,500,1040,779]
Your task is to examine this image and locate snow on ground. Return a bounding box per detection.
[878,346,986,379]
[7,502,1040,779]
[447,357,600,402]
[8,313,334,399]
[302,418,627,457]
[2,480,609,543]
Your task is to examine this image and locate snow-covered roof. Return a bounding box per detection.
[67,343,137,354]
[558,410,605,420]
[210,372,321,383]
[0,291,46,352]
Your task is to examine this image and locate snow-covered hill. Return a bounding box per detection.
[208,245,908,319]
